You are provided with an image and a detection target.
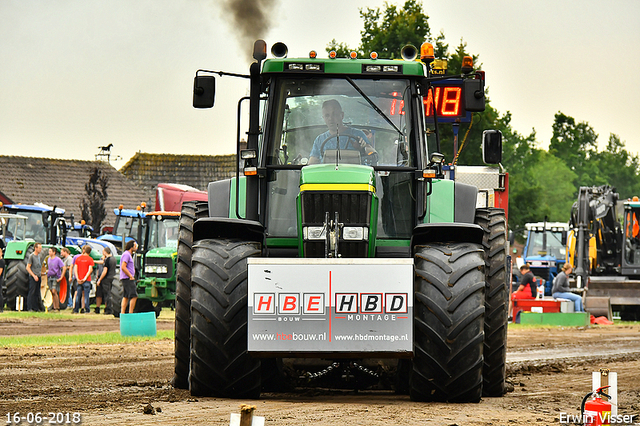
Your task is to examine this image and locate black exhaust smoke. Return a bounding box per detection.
[221,0,280,60]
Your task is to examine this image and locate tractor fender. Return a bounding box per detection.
[454,182,478,224]
[193,217,264,244]
[207,179,231,217]
[411,222,484,249]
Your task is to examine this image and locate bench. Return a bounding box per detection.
[512,298,563,323]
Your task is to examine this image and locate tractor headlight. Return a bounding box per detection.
[145,264,168,274]
[343,226,368,241]
[303,226,326,240]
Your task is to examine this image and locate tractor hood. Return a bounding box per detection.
[145,246,177,259]
[300,164,375,191]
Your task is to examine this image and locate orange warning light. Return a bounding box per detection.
[420,42,434,62]
[461,56,474,73]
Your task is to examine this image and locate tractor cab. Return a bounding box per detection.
[2,203,66,245]
[98,205,147,254]
[0,212,28,250]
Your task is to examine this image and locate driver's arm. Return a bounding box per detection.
[308,135,323,165]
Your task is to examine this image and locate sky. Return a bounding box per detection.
[2,0,639,169]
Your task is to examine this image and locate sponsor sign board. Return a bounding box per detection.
[247,258,413,353]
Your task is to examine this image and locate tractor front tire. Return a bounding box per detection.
[5,246,33,310]
[110,277,123,318]
[475,208,509,397]
[134,298,161,317]
[189,238,262,398]
[411,242,486,403]
[172,201,208,389]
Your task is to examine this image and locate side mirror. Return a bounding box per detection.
[193,75,215,109]
[463,78,485,112]
[482,130,502,164]
[509,229,515,246]
[561,230,567,246]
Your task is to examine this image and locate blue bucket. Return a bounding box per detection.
[120,312,157,337]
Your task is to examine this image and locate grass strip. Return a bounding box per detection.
[0,309,175,320]
[0,330,174,347]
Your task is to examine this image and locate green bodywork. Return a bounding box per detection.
[137,246,177,302]
[4,240,88,261]
[426,179,455,223]
[262,57,425,77]
[297,164,378,257]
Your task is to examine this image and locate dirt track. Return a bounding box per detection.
[1,315,640,425]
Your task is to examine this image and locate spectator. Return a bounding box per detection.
[0,247,5,313]
[26,243,44,312]
[552,263,585,312]
[508,263,537,321]
[70,252,84,312]
[512,264,537,300]
[73,245,94,314]
[120,240,138,314]
[60,248,74,309]
[95,247,115,314]
[45,247,64,312]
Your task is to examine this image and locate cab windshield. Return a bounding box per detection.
[147,217,179,250]
[114,216,143,241]
[1,215,27,241]
[263,77,419,240]
[265,77,415,167]
[528,231,566,259]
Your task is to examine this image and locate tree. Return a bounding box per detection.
[528,151,577,222]
[591,133,640,199]
[80,167,109,231]
[548,112,599,185]
[495,112,548,231]
[327,0,430,58]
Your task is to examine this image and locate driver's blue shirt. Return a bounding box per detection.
[310,127,369,160]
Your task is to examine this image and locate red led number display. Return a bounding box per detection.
[388,86,464,118]
[424,86,462,117]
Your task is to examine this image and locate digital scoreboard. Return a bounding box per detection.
[388,80,471,123]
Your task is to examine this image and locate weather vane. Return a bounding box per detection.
[95,144,121,163]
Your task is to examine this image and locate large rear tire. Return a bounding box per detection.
[411,242,486,403]
[172,201,208,389]
[475,208,509,397]
[189,238,262,398]
[5,246,33,310]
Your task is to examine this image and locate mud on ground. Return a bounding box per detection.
[1,315,639,425]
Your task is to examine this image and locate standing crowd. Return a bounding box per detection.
[21,242,138,315]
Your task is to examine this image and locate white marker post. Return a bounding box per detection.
[592,368,617,416]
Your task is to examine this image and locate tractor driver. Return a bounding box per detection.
[308,100,376,164]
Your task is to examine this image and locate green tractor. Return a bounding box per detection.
[173,40,509,403]
[103,207,181,317]
[133,211,181,317]
[0,203,78,310]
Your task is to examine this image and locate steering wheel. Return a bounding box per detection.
[319,134,379,166]
[320,134,362,155]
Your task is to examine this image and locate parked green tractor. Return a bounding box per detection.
[0,203,75,310]
[103,207,180,317]
[133,211,181,317]
[173,40,509,403]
